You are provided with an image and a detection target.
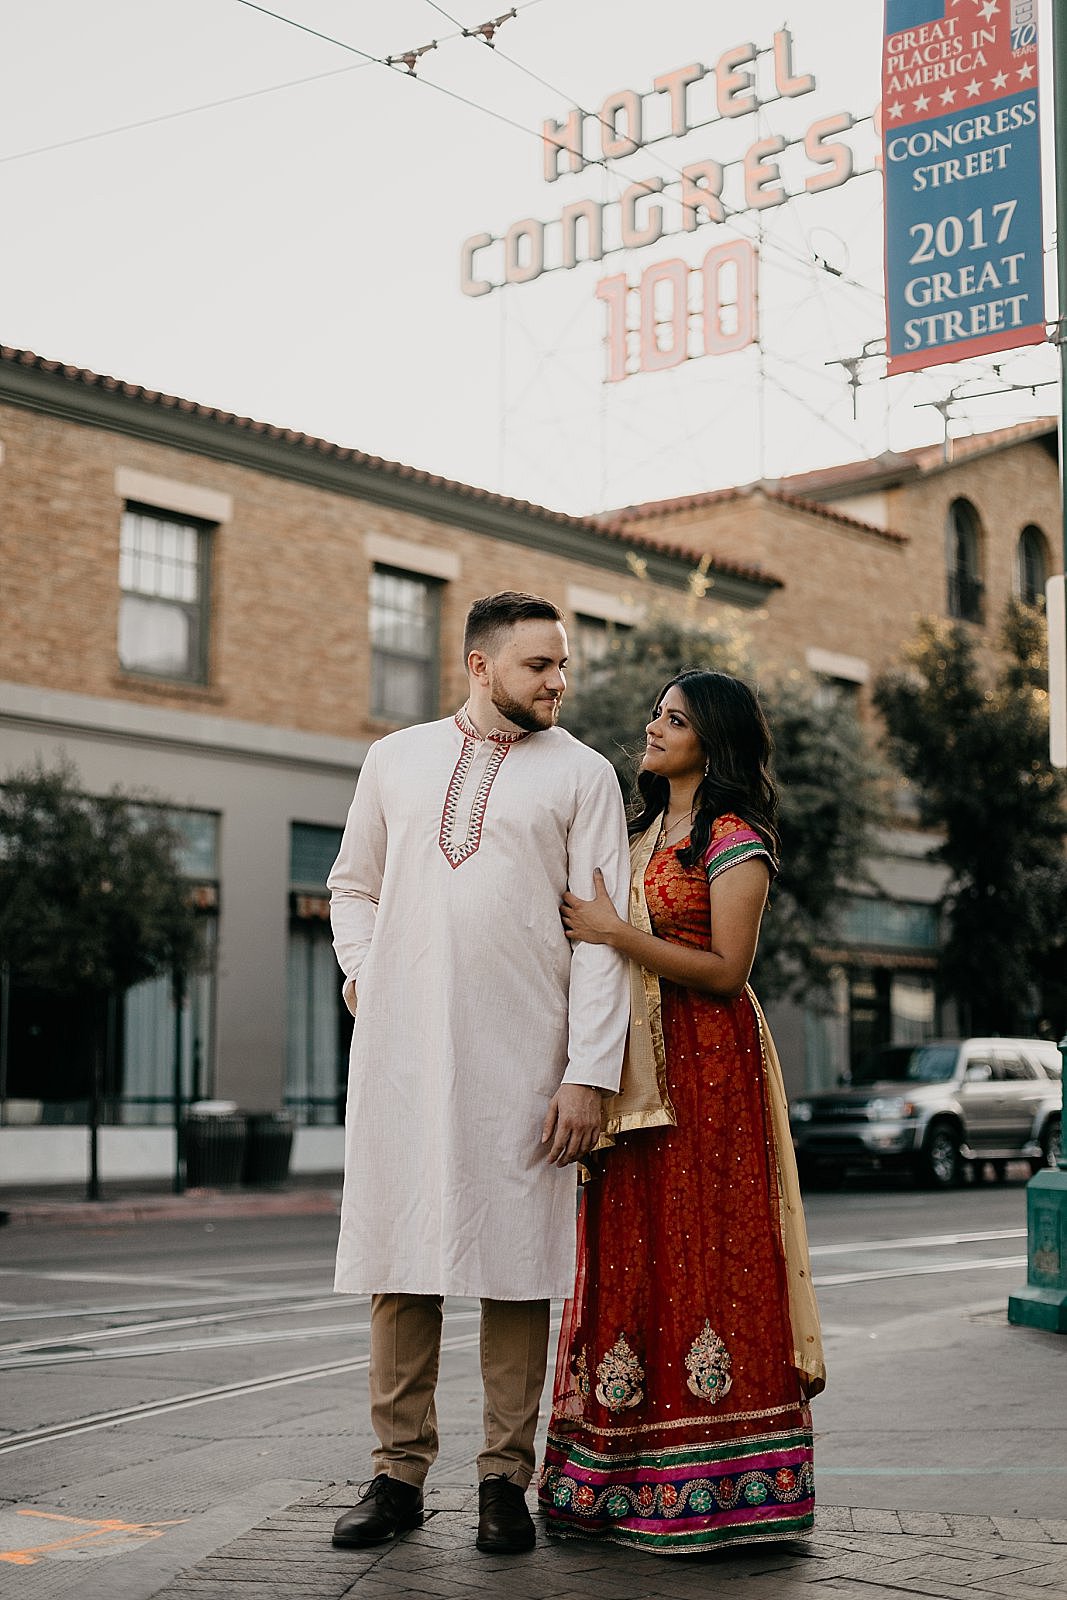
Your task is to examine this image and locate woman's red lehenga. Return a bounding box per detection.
[539,826,815,1554]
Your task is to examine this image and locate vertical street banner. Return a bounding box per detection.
[882,0,1044,375]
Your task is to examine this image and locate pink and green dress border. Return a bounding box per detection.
[538,1425,815,1554]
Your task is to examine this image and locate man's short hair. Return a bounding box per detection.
[463,592,564,661]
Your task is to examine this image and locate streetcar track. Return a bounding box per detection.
[0,1309,485,1370]
[808,1227,1025,1256]
[814,1254,1026,1286]
[0,1332,484,1455]
[0,1252,1028,1368]
[0,1267,243,1290]
[0,1285,343,1327]
[0,1294,351,1357]
[0,1227,1025,1319]
[191,1258,339,1275]
[0,1218,1034,1478]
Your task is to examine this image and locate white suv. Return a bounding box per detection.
[789,1037,1063,1188]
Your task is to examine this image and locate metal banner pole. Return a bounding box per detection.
[1008,0,1067,1332]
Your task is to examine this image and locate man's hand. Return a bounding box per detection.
[541,1084,603,1167]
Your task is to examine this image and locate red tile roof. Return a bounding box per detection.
[772,417,1057,498]
[605,417,1056,544]
[605,484,909,546]
[0,344,782,589]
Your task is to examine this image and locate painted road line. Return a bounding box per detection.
[815,1255,1026,1287]
[808,1228,1025,1257]
[0,1507,186,1567]
[0,1332,484,1456]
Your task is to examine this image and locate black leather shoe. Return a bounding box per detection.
[476,1473,536,1554]
[332,1475,424,1547]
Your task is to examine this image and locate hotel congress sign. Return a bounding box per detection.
[459,29,866,381]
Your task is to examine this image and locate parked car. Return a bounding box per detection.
[789,1038,1062,1188]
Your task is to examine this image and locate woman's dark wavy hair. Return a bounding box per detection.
[630,669,781,872]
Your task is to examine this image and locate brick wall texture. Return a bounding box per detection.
[618,439,1061,706]
[0,396,1060,738]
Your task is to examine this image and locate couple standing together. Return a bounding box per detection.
[327,590,825,1559]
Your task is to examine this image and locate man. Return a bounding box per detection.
[328,591,629,1556]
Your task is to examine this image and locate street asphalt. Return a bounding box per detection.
[1,1173,1065,1599]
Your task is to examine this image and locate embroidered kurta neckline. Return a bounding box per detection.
[440,707,531,868]
[454,705,533,744]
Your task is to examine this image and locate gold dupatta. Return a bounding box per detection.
[597,816,676,1141]
[748,987,827,1398]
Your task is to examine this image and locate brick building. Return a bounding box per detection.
[611,418,1059,701]
[0,347,774,1184]
[611,420,1061,1081]
[0,344,1059,1184]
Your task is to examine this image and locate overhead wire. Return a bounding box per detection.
[229,0,873,486]
[0,60,374,166]
[233,0,561,148]
[226,0,1036,498]
[421,0,468,25]
[232,1,380,62]
[427,2,885,303]
[0,0,543,166]
[230,0,882,305]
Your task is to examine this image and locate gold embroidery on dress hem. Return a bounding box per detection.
[543,1421,810,1467]
[595,1333,644,1412]
[567,1399,804,1438]
[574,1349,591,1399]
[685,1318,733,1405]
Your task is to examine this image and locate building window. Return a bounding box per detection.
[847,968,938,1070]
[122,914,217,1124]
[286,822,349,1126]
[120,808,219,1124]
[370,567,440,723]
[806,648,867,712]
[118,506,210,681]
[813,675,861,712]
[572,613,630,676]
[1015,525,1048,607]
[945,499,983,622]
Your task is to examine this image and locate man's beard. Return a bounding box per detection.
[490,682,560,733]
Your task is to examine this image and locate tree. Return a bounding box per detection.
[754,675,882,1000]
[562,609,882,1001]
[874,603,1067,1036]
[0,761,201,995]
[0,761,204,1194]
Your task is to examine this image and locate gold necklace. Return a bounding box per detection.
[658,809,693,846]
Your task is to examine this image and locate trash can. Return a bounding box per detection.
[183,1101,247,1188]
[241,1110,295,1187]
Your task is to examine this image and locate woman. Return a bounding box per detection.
[538,670,824,1556]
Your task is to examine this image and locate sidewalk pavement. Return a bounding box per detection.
[0,1176,344,1228]
[148,1484,1067,1600]
[7,1181,1066,1597]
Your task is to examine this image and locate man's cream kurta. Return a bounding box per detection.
[329,709,630,1301]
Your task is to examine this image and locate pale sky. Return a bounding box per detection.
[1,0,1058,515]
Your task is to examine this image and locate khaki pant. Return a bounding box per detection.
[368,1293,550,1491]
